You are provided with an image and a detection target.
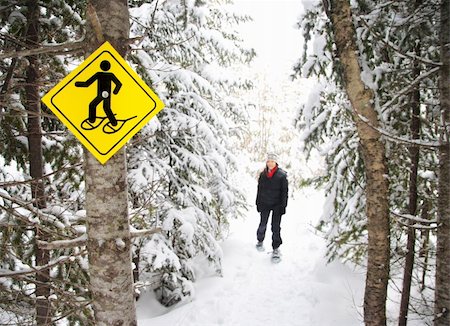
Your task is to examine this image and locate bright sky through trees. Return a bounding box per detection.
[232,0,304,82]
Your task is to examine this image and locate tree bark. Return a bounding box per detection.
[83,1,137,325]
[24,1,51,324]
[399,29,421,326]
[435,0,450,324]
[419,199,430,291]
[326,1,390,325]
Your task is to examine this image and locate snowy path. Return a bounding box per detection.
[137,188,365,325]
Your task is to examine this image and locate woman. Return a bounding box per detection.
[255,153,288,260]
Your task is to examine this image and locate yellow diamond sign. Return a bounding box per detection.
[42,41,164,164]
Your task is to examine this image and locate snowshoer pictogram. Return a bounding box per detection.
[75,60,122,129]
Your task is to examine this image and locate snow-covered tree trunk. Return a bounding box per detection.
[24,1,51,324]
[84,1,136,325]
[326,1,390,325]
[435,0,450,324]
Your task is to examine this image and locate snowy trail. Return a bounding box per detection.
[137,188,365,325]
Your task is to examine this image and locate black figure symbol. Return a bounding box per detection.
[75,60,122,127]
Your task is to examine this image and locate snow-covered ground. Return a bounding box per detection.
[137,186,366,326]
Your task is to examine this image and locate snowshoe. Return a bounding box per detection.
[81,116,106,130]
[271,249,281,263]
[102,116,137,134]
[256,241,264,252]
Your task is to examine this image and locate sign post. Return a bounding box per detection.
[42,40,164,324]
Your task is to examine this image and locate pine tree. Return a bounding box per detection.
[126,0,254,306]
[295,0,442,323]
[0,1,92,324]
[434,0,450,323]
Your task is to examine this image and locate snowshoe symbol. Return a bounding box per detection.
[80,115,137,134]
[81,116,109,130]
[75,60,138,135]
[103,116,137,134]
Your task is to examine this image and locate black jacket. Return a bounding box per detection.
[256,165,288,214]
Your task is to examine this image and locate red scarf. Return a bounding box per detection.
[266,165,278,179]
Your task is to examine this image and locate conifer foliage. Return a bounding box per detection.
[127,0,253,306]
[0,0,253,323]
[295,0,445,323]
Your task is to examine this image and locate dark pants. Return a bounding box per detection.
[257,209,282,249]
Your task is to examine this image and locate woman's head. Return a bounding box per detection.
[266,153,278,169]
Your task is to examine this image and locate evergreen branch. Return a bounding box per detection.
[391,210,437,225]
[0,162,82,188]
[0,39,85,60]
[37,228,162,250]
[354,111,442,148]
[380,66,440,114]
[0,251,86,278]
[0,202,59,236]
[359,17,442,67]
[0,191,72,233]
[0,57,18,105]
[3,106,62,119]
[49,300,93,325]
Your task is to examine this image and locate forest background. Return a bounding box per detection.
[0,0,448,325]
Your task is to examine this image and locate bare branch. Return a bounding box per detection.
[394,218,439,230]
[0,39,85,60]
[391,210,437,225]
[37,234,87,250]
[131,227,162,238]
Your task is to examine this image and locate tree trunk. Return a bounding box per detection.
[435,0,450,324]
[24,1,51,324]
[399,34,421,326]
[326,1,390,325]
[419,199,430,291]
[84,1,137,325]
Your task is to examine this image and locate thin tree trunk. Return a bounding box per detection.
[24,1,51,324]
[133,246,140,297]
[326,1,390,325]
[419,199,430,291]
[399,33,421,326]
[83,1,136,325]
[435,0,450,324]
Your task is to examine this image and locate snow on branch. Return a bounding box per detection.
[130,227,162,238]
[391,210,438,230]
[37,227,162,250]
[0,162,82,188]
[353,111,442,148]
[359,17,442,67]
[0,251,86,278]
[391,210,437,224]
[37,234,88,250]
[0,190,68,228]
[380,67,440,114]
